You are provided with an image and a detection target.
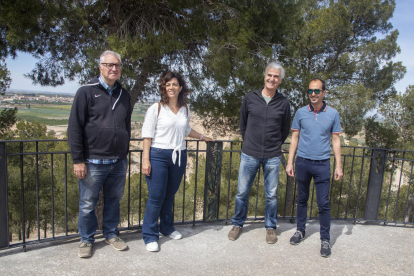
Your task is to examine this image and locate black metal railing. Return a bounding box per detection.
[1,139,414,250]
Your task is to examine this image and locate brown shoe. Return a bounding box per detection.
[78,242,92,258]
[228,226,242,241]
[266,229,277,244]
[105,236,128,251]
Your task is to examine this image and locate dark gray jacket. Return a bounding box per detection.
[240,88,291,158]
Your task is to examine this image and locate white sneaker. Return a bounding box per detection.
[146,241,159,252]
[168,231,182,240]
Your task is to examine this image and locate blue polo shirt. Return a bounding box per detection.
[291,101,342,160]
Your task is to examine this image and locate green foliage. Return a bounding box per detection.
[120,172,149,227]
[283,0,403,112]
[0,0,304,123]
[364,115,399,149]
[191,0,304,132]
[330,83,375,138]
[190,0,404,133]
[0,0,63,56]
[7,120,63,241]
[0,1,405,138]
[0,58,11,94]
[378,85,414,150]
[0,107,17,138]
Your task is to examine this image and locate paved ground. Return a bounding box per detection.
[0,221,413,276]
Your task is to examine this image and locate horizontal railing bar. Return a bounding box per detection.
[7,151,71,156]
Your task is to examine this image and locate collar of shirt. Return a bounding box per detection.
[308,101,328,112]
[98,76,118,96]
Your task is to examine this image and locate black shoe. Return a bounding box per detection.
[290,230,305,245]
[320,240,331,258]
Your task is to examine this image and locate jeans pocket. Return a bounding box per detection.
[295,156,304,165]
[150,147,163,154]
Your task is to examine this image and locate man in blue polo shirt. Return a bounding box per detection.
[286,78,343,258]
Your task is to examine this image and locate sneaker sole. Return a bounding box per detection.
[228,235,241,241]
[160,232,183,240]
[290,239,304,245]
[105,240,128,251]
[146,247,160,252]
[321,253,331,258]
[78,253,91,258]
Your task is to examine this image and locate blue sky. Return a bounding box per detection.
[5,0,414,94]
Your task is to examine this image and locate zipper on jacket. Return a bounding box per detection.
[260,92,281,158]
[262,100,268,159]
[111,90,119,156]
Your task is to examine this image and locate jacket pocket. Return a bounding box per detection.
[115,127,129,155]
[92,128,116,154]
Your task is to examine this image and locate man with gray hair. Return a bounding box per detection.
[228,62,291,244]
[68,50,132,258]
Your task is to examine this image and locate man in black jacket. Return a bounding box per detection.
[228,62,291,244]
[68,50,132,258]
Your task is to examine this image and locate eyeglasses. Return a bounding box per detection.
[307,89,324,94]
[101,63,122,69]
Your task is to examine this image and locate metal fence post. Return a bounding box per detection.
[0,142,9,248]
[203,142,223,221]
[364,149,386,221]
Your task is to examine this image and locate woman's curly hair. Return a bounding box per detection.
[158,71,190,107]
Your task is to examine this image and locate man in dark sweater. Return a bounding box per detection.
[228,62,291,244]
[68,50,132,258]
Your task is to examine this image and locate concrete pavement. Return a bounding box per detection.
[0,221,413,275]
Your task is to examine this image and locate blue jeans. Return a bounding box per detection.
[78,158,127,244]
[143,147,187,244]
[295,156,331,240]
[232,152,281,229]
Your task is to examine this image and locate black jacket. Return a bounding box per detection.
[240,88,291,158]
[68,76,132,164]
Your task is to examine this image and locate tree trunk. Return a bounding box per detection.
[405,190,414,223]
[26,221,31,239]
[129,55,159,109]
[95,190,104,230]
[280,154,295,216]
[44,219,47,238]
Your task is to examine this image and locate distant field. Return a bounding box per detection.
[13,103,148,126]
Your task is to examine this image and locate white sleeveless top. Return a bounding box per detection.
[141,103,191,166]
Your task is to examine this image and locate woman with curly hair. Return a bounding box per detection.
[141,71,214,252]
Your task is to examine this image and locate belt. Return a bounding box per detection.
[299,156,330,162]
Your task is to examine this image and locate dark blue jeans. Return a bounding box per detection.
[143,147,187,244]
[78,158,127,243]
[295,156,331,241]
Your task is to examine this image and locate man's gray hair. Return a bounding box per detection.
[99,50,122,66]
[264,62,285,79]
